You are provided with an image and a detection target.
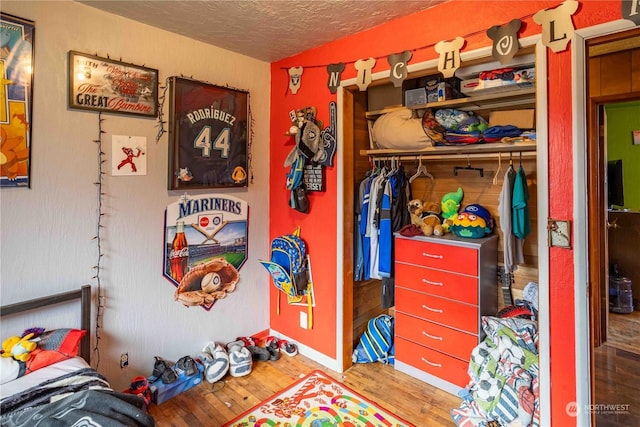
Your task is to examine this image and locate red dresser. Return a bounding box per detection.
[394,233,498,395]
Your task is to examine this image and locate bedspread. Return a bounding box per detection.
[1,368,154,426]
[451,316,540,427]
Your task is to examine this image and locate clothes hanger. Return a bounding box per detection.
[492,152,504,185]
[454,155,484,177]
[409,156,433,183]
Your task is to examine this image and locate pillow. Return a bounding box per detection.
[24,328,86,375]
[372,108,432,150]
[0,357,20,384]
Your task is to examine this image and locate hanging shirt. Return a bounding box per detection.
[499,166,517,273]
[376,179,392,278]
[512,165,530,267]
[512,165,531,240]
[354,174,370,281]
[359,174,374,280]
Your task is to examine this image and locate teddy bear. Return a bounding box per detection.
[1,333,37,362]
[407,199,444,236]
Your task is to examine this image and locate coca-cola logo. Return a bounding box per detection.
[169,248,189,258]
[200,217,209,227]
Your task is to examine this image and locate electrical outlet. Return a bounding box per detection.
[120,352,129,368]
[299,311,308,329]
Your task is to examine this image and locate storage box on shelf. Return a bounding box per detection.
[148,360,204,405]
[460,67,535,96]
[393,233,498,395]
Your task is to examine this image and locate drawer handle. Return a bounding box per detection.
[421,304,443,313]
[421,357,442,368]
[422,252,443,259]
[422,331,443,341]
[422,278,443,286]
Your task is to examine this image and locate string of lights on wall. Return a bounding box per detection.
[91,112,106,369]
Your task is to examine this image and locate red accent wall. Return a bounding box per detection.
[270,1,621,425]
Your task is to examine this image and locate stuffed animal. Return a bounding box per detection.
[1,333,37,362]
[407,199,444,236]
[441,187,464,232]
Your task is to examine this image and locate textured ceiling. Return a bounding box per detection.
[77,0,447,62]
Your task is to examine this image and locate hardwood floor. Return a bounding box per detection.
[595,310,640,427]
[148,353,460,426]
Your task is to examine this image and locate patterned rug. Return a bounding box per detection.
[223,369,415,427]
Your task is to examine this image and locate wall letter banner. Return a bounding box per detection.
[435,37,465,78]
[326,63,345,94]
[288,66,303,94]
[487,19,522,65]
[163,194,248,311]
[387,50,413,88]
[622,0,640,25]
[317,101,337,167]
[533,0,579,53]
[354,57,376,91]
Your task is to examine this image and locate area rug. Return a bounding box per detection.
[223,369,415,427]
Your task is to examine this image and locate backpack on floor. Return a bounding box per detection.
[259,226,313,328]
[352,314,395,365]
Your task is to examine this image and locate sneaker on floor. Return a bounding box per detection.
[228,345,252,377]
[278,340,298,357]
[201,342,229,384]
[266,336,298,357]
[175,355,197,377]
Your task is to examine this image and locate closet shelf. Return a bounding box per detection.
[365,87,536,119]
[360,140,537,160]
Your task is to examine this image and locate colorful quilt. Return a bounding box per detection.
[451,316,540,427]
[223,369,415,427]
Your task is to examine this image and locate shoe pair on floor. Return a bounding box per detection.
[201,341,251,382]
[151,355,197,384]
[266,336,298,357]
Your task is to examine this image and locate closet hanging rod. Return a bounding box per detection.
[367,151,536,162]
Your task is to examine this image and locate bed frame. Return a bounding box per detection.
[0,285,92,363]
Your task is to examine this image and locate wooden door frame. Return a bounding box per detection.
[573,21,639,427]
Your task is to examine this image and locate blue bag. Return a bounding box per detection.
[352,314,395,365]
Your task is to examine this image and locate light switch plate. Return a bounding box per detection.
[299,311,308,329]
[548,219,571,248]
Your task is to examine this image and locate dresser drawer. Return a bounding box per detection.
[395,263,478,305]
[395,238,478,276]
[395,337,470,388]
[396,287,478,334]
[395,312,477,361]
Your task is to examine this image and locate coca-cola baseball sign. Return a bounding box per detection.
[163,194,248,310]
[67,51,158,117]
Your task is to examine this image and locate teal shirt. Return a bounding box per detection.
[512,165,530,240]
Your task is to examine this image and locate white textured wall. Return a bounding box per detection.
[0,1,270,390]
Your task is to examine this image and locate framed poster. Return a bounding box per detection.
[168,77,249,190]
[1,12,34,188]
[163,193,248,311]
[68,51,158,117]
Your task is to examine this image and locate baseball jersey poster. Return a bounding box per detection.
[168,77,249,190]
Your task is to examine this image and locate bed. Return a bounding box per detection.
[0,285,155,426]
